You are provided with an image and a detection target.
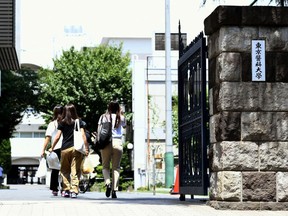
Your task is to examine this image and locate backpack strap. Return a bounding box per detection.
[102,114,111,123]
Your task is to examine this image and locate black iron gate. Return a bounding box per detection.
[177,25,209,200]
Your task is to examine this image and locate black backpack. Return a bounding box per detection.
[97,114,112,149]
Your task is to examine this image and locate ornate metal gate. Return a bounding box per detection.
[177,26,209,200]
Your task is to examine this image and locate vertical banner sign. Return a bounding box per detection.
[252,40,266,81]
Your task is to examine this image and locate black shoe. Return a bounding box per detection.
[112,190,117,198]
[105,184,111,198]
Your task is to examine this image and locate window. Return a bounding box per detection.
[12,132,20,138]
[34,132,45,138]
[20,132,33,138]
[17,132,45,138]
[155,33,187,51]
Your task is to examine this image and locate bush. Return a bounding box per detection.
[120,180,134,191]
[0,185,9,189]
[136,186,149,192]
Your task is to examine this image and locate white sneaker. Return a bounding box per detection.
[71,192,77,198]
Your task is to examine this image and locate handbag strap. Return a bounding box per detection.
[74,119,80,131]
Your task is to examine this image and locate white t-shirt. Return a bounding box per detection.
[98,114,126,138]
[111,114,126,138]
[45,120,63,150]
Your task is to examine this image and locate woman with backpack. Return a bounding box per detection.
[98,100,126,199]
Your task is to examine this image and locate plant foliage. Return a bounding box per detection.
[38,44,132,131]
[0,68,38,172]
[0,69,39,142]
[202,0,288,6]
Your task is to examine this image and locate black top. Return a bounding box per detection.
[58,119,86,150]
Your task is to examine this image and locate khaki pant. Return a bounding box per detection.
[60,147,84,194]
[101,138,123,191]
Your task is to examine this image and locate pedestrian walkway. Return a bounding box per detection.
[0,184,287,216]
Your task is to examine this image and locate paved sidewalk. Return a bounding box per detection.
[0,185,288,216]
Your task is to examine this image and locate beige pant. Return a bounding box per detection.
[60,147,84,194]
[101,138,123,191]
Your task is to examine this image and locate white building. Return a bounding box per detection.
[8,108,46,184]
[101,33,184,189]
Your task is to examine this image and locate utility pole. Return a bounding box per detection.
[146,56,151,190]
[164,0,174,188]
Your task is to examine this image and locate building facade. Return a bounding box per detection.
[8,108,46,184]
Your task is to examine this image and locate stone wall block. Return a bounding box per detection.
[217,52,241,82]
[207,32,219,60]
[219,27,258,52]
[209,114,218,144]
[259,142,288,171]
[219,83,288,111]
[208,57,217,88]
[205,6,288,36]
[210,142,222,171]
[277,172,288,202]
[209,88,215,116]
[242,112,275,141]
[259,27,288,51]
[242,6,287,26]
[275,53,288,82]
[241,52,252,82]
[207,27,258,59]
[210,171,241,201]
[215,111,241,141]
[258,83,288,111]
[275,113,288,140]
[218,82,259,111]
[211,141,258,171]
[211,86,220,115]
[204,6,242,35]
[242,112,288,141]
[243,172,276,201]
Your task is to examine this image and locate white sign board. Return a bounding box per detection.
[252,40,266,81]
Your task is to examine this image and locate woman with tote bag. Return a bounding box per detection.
[49,103,89,198]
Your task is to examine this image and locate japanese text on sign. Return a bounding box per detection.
[252,40,266,81]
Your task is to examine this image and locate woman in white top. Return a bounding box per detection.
[99,101,126,199]
[41,105,63,196]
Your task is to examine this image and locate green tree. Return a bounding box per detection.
[38,44,132,132]
[161,95,178,146]
[202,0,288,6]
[172,96,178,147]
[0,139,12,173]
[0,69,39,141]
[0,69,39,172]
[251,0,287,6]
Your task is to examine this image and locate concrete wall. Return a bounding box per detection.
[204,6,288,210]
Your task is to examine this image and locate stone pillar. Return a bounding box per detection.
[204,6,288,210]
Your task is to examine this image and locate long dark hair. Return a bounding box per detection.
[61,103,79,125]
[107,101,121,128]
[52,105,63,122]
